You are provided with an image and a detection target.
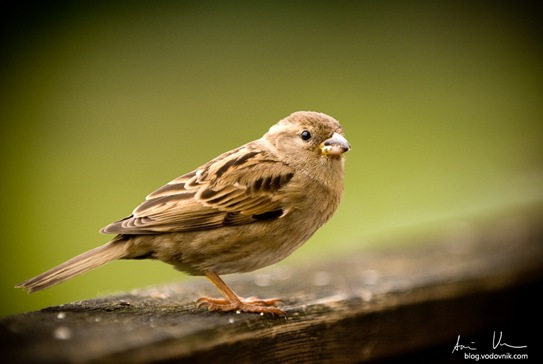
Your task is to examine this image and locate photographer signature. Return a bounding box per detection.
[452,331,527,353]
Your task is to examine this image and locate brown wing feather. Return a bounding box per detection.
[100,143,296,235]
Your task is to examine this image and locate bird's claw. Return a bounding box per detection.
[196,296,286,317]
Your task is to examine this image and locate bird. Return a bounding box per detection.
[16,111,350,316]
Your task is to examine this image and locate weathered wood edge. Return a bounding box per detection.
[2,206,542,363]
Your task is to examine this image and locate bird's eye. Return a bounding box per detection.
[300,130,312,141]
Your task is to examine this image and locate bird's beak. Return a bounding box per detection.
[320,132,351,156]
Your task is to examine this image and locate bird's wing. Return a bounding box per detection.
[100,145,296,234]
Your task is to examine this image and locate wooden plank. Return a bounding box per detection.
[2,206,542,363]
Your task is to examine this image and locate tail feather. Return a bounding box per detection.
[16,240,129,293]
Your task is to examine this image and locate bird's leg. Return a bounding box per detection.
[196,271,286,317]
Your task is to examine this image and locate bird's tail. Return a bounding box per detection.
[16,239,130,294]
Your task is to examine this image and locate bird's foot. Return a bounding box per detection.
[196,296,286,317]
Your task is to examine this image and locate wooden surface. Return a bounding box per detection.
[2,205,542,363]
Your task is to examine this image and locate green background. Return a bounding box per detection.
[1,1,541,317]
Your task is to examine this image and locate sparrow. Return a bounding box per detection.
[16,111,351,316]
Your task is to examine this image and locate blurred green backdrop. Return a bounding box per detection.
[1,1,541,317]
